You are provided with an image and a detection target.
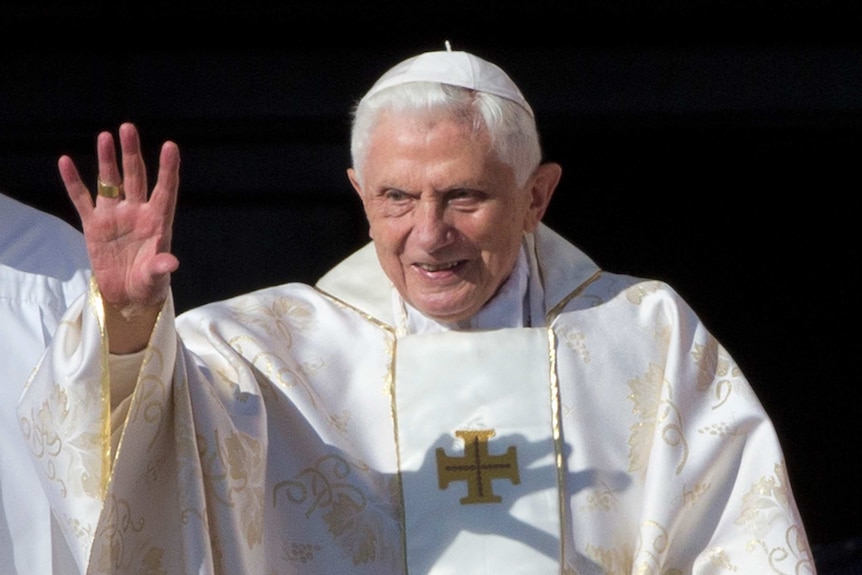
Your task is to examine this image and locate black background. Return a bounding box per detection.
[2,1,860,565]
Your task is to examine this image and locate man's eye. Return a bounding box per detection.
[449,190,483,204]
[384,190,409,201]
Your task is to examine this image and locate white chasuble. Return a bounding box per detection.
[18,224,817,575]
[395,328,561,574]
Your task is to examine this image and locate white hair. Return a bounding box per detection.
[349,82,542,188]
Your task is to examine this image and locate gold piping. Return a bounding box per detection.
[546,270,603,325]
[547,325,566,571]
[89,277,113,499]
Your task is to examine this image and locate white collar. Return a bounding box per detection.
[315,224,602,329]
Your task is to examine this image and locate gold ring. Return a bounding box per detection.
[97,178,123,198]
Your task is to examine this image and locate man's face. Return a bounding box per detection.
[349,110,549,323]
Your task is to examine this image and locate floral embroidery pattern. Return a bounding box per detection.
[562,329,591,363]
[91,495,146,572]
[682,482,710,508]
[691,338,744,408]
[624,281,660,305]
[198,428,265,549]
[586,541,635,574]
[706,547,737,571]
[632,521,684,575]
[628,363,689,476]
[272,454,399,566]
[23,382,103,499]
[581,481,621,512]
[282,540,321,564]
[230,296,315,347]
[735,462,815,573]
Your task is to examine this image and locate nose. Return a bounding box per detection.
[414,200,455,251]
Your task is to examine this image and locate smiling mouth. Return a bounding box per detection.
[416,261,462,272]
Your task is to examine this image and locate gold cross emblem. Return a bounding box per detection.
[436,429,520,504]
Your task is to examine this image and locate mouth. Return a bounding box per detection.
[415,261,462,272]
[412,259,469,280]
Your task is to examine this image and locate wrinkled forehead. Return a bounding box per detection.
[360,50,534,118]
[362,111,507,186]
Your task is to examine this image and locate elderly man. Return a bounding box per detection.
[19,48,814,574]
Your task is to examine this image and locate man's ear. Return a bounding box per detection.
[348,168,375,239]
[524,162,562,233]
[347,168,363,197]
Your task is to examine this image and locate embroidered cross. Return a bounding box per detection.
[436,429,520,504]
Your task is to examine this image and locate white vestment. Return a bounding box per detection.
[18,224,816,574]
[1,193,90,575]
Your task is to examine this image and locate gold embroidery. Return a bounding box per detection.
[581,481,621,512]
[272,455,399,566]
[562,329,591,363]
[90,494,146,572]
[327,410,351,434]
[632,520,685,575]
[23,382,103,500]
[255,352,321,407]
[230,296,315,346]
[624,281,660,305]
[698,420,741,439]
[224,337,323,410]
[436,429,520,504]
[692,338,743,408]
[586,541,635,574]
[282,540,321,564]
[628,364,689,476]
[735,462,815,573]
[198,428,265,549]
[706,547,737,571]
[129,371,170,452]
[682,482,710,508]
[139,546,167,574]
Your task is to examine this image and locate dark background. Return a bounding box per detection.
[2,1,860,568]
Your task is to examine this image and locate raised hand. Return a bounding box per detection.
[60,122,181,352]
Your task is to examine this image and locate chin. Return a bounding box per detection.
[406,285,486,323]
[414,302,479,324]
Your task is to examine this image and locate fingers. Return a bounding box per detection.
[96,130,122,197]
[118,122,148,203]
[152,140,181,228]
[95,123,149,204]
[58,154,94,221]
[65,122,180,221]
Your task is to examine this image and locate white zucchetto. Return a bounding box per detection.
[360,47,534,117]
